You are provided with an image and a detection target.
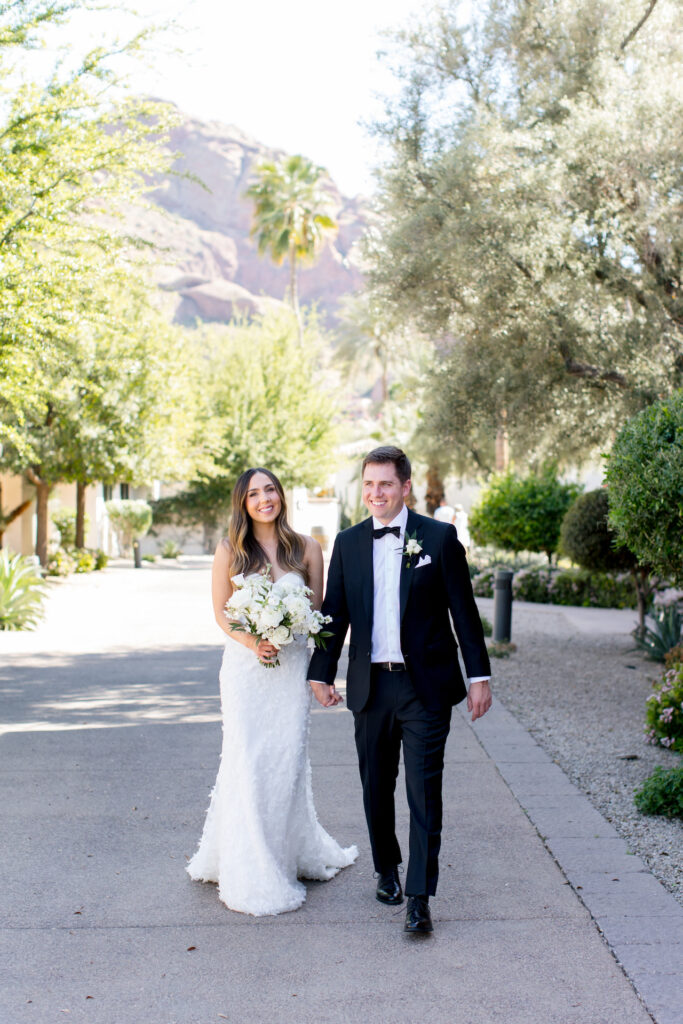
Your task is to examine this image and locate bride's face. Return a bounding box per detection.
[245,472,282,525]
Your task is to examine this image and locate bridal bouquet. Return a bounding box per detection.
[225,569,333,668]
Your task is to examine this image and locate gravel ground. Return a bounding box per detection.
[477,598,683,906]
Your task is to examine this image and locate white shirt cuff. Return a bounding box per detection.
[468,676,490,685]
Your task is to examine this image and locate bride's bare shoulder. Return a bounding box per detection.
[214,538,233,564]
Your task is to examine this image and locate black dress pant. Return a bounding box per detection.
[353,667,451,897]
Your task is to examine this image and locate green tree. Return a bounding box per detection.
[470,470,581,563]
[605,392,683,586]
[246,155,337,339]
[152,312,337,551]
[368,0,683,473]
[560,487,651,628]
[0,2,191,562]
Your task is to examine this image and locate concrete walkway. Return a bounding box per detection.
[1,561,681,1024]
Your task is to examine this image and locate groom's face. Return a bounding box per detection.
[362,461,411,525]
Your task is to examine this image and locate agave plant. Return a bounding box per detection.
[633,603,683,662]
[0,550,47,631]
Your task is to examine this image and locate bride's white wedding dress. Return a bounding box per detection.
[187,572,357,916]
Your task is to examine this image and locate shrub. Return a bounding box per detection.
[105,499,153,556]
[94,549,108,571]
[605,392,683,586]
[73,548,96,574]
[470,469,581,563]
[513,566,552,603]
[560,489,635,572]
[0,551,47,630]
[472,568,496,598]
[480,614,493,637]
[644,661,683,753]
[634,764,683,820]
[161,539,182,559]
[44,547,76,577]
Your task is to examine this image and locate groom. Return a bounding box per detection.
[308,446,492,934]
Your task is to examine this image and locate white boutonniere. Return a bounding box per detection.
[403,532,423,567]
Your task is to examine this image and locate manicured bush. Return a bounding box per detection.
[0,551,47,630]
[511,566,636,609]
[105,499,152,556]
[560,489,635,572]
[634,764,683,820]
[513,566,553,603]
[470,469,581,563]
[605,392,683,586]
[644,660,683,753]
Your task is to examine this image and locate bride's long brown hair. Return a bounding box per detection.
[227,468,309,583]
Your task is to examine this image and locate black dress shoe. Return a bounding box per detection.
[404,895,433,933]
[376,867,403,905]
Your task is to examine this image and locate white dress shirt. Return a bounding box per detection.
[371,505,489,687]
[371,506,408,663]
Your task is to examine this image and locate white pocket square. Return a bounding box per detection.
[416,554,432,568]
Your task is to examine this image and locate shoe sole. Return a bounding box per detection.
[404,922,433,933]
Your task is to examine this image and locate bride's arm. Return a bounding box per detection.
[303,535,324,609]
[211,541,276,660]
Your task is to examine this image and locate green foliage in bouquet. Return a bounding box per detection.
[634,764,683,820]
[644,660,683,753]
[0,551,46,630]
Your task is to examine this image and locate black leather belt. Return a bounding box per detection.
[372,662,406,672]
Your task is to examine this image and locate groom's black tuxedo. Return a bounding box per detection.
[308,508,490,712]
[308,508,491,898]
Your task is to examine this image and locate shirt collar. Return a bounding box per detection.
[372,504,409,535]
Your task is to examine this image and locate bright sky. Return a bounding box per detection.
[44,0,432,196]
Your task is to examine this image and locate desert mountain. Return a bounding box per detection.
[131,106,369,324]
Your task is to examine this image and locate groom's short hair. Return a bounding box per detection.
[362,446,412,484]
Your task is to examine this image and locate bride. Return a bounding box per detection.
[186,467,357,915]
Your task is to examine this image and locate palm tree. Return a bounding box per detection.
[246,155,337,339]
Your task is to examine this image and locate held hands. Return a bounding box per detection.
[309,680,344,708]
[467,680,492,722]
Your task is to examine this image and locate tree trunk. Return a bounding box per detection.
[425,465,445,516]
[633,566,653,636]
[288,243,303,344]
[34,481,51,567]
[495,409,509,473]
[76,481,87,548]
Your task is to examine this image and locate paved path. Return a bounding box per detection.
[1,561,681,1024]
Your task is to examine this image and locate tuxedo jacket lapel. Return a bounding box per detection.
[399,507,417,622]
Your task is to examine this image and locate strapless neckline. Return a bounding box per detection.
[271,570,304,585]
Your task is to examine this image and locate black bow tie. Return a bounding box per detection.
[373,526,401,539]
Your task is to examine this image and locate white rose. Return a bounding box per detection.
[228,588,252,610]
[259,606,283,629]
[230,573,245,588]
[271,625,293,648]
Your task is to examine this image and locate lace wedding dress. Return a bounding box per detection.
[187,572,357,916]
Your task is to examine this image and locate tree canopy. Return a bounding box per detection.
[152,313,338,550]
[368,0,683,473]
[605,391,683,585]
